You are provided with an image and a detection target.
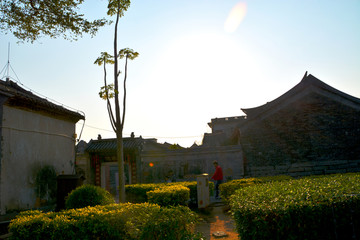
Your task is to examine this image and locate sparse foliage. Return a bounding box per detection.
[95,0,138,203]
[99,83,116,99]
[35,165,57,201]
[0,0,108,42]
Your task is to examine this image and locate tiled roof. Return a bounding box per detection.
[86,137,145,153]
[241,73,360,118]
[0,79,84,122]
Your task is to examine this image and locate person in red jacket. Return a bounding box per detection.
[211,161,223,199]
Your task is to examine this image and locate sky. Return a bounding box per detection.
[1,0,360,147]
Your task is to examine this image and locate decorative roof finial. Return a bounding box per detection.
[302,71,308,80]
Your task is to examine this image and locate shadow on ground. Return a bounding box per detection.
[194,197,238,240]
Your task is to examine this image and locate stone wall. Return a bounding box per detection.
[247,159,360,178]
[140,145,243,183]
[240,92,360,177]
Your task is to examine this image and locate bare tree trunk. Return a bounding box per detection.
[113,2,126,203]
[117,131,125,203]
[94,1,134,204]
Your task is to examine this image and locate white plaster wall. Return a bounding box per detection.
[0,106,76,214]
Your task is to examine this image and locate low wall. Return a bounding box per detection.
[140,145,243,183]
[246,159,360,178]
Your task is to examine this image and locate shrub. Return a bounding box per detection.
[147,185,190,206]
[139,206,199,240]
[65,184,115,209]
[35,165,57,202]
[257,175,293,182]
[219,178,262,203]
[126,181,214,205]
[170,181,215,205]
[230,173,360,240]
[220,175,293,203]
[125,183,159,203]
[9,203,199,240]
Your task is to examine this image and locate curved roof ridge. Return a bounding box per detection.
[241,73,360,117]
[305,74,360,104]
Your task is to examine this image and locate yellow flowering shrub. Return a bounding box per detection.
[147,185,190,206]
[9,203,199,240]
[125,181,214,205]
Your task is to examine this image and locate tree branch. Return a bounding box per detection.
[122,54,128,128]
[113,1,122,132]
[103,58,117,132]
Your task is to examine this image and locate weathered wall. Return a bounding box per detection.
[75,152,92,184]
[240,93,360,177]
[246,159,360,178]
[140,145,243,183]
[0,106,76,214]
[211,117,245,137]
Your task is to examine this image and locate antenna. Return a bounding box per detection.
[0,43,21,83]
[7,43,10,78]
[6,42,10,80]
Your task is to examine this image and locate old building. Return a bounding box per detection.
[0,79,84,214]
[229,73,360,177]
[84,72,359,190]
[85,136,170,197]
[85,135,154,188]
[84,134,243,192]
[203,116,245,146]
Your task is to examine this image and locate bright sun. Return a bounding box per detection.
[140,32,262,147]
[152,33,253,87]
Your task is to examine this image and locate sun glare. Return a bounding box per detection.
[139,32,263,147]
[224,2,247,33]
[147,32,260,109]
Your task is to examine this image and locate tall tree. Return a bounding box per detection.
[94,0,138,203]
[0,0,107,42]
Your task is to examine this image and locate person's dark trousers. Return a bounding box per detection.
[215,179,223,198]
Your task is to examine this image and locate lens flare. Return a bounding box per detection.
[224,2,247,33]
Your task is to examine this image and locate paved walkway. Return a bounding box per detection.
[194,197,239,240]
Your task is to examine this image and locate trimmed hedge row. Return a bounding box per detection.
[230,173,360,240]
[220,175,293,203]
[147,185,190,207]
[125,181,214,206]
[168,181,214,205]
[9,203,200,240]
[125,183,158,203]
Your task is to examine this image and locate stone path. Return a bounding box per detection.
[194,197,239,240]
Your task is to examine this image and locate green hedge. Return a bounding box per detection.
[147,185,190,206]
[219,178,262,203]
[9,203,200,240]
[168,181,214,205]
[125,183,159,203]
[65,184,115,209]
[220,175,293,203]
[125,181,214,205]
[230,173,360,240]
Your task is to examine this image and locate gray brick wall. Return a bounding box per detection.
[240,92,360,177]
